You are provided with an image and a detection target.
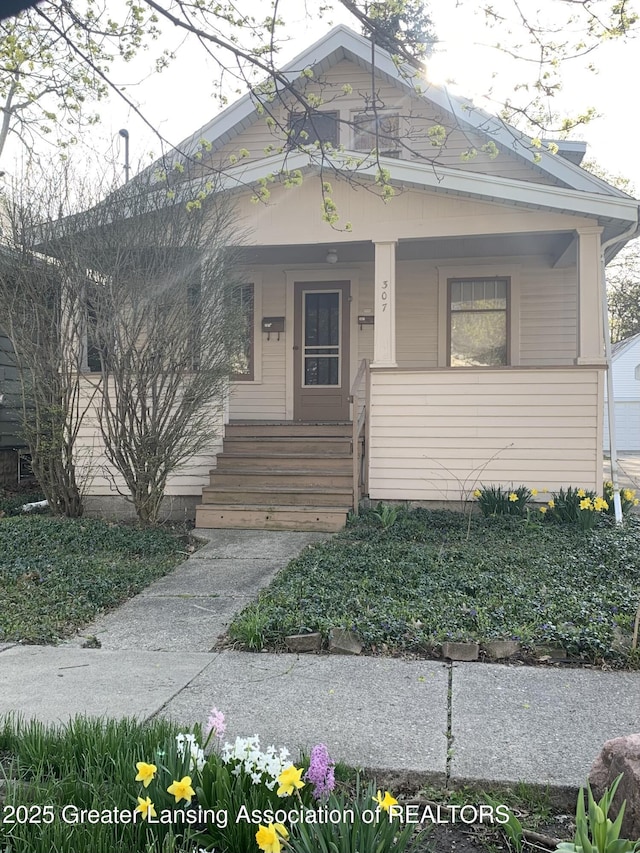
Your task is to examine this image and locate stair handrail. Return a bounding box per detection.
[350,358,369,514]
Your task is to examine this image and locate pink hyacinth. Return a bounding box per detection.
[204,707,226,740]
[305,743,335,800]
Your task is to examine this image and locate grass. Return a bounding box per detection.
[228,507,640,666]
[0,516,188,644]
[0,715,197,853]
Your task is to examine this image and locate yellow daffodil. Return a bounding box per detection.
[623,489,636,501]
[135,762,157,788]
[473,489,482,498]
[256,822,289,853]
[167,776,195,804]
[277,764,304,797]
[539,506,547,515]
[594,497,609,511]
[531,488,538,497]
[373,790,399,812]
[604,480,613,489]
[579,497,593,510]
[547,499,555,509]
[577,489,586,498]
[635,499,639,506]
[135,796,157,821]
[508,492,518,502]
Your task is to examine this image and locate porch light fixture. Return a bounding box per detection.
[326,248,338,264]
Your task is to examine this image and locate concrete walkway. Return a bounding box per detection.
[607,453,640,491]
[1,529,639,797]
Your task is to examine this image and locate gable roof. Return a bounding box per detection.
[612,332,640,360]
[177,24,631,201]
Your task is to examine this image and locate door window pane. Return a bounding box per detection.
[303,291,340,386]
[305,357,339,385]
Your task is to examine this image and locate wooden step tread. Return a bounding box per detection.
[209,467,352,477]
[203,484,352,495]
[199,503,351,512]
[219,451,352,459]
[195,504,347,532]
[201,486,352,506]
[228,420,351,425]
[225,423,352,438]
[224,436,350,444]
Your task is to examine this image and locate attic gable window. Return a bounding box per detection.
[353,112,400,157]
[288,110,339,149]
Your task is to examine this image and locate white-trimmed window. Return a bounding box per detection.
[288,111,339,148]
[353,111,400,156]
[230,283,255,381]
[448,277,510,367]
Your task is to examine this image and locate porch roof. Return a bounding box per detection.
[216,151,640,256]
[238,231,576,268]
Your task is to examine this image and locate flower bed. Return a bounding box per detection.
[228,508,640,666]
[0,713,426,853]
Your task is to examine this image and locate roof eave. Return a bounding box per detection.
[210,150,639,234]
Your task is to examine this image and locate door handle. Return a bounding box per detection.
[292,345,300,350]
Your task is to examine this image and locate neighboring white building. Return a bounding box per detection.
[604,333,640,452]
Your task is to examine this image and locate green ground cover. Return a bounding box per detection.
[0,516,187,643]
[228,508,640,666]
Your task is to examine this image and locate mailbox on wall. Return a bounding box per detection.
[357,315,374,330]
[262,317,285,340]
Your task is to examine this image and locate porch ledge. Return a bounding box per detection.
[368,363,608,373]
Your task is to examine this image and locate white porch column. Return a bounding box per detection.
[577,226,607,364]
[373,240,397,367]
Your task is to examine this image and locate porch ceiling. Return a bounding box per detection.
[238,230,576,266]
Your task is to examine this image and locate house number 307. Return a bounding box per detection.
[381,279,388,311]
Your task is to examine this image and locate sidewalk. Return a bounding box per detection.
[1,529,639,797]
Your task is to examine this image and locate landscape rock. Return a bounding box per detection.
[534,645,567,660]
[328,628,362,655]
[285,632,322,653]
[589,733,640,841]
[484,640,520,660]
[442,641,479,662]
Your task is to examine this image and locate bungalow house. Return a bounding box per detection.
[76,24,640,530]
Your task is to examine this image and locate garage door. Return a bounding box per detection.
[603,400,640,451]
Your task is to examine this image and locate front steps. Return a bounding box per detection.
[195,422,353,532]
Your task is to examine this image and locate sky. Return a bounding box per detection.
[7,0,640,192]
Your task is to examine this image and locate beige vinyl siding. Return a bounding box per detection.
[519,261,577,365]
[356,264,374,365]
[396,262,438,367]
[74,377,223,497]
[229,268,287,419]
[368,368,602,500]
[359,258,577,369]
[205,59,561,187]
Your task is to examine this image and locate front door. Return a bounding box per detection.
[293,281,350,421]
